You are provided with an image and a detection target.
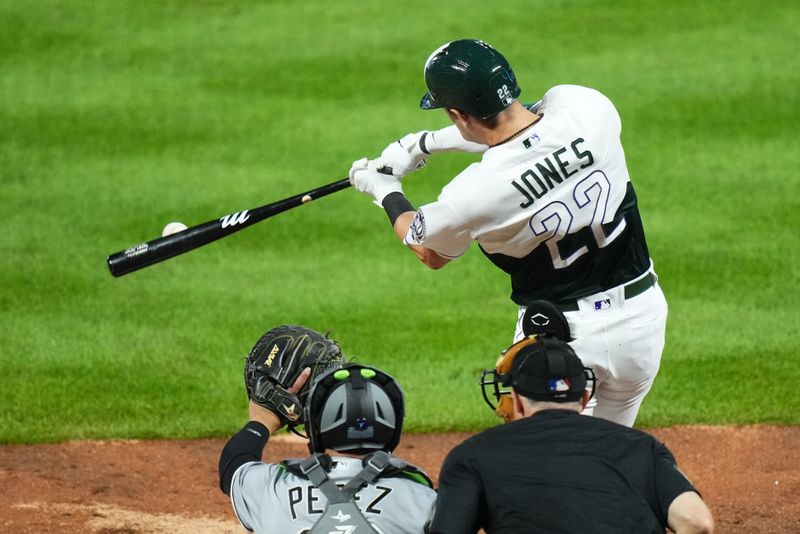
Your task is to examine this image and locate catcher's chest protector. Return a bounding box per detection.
[309,502,376,534]
[299,452,398,534]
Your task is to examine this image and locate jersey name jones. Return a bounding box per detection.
[511,137,594,209]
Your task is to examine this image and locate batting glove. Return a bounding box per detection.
[373,131,428,178]
[349,158,403,204]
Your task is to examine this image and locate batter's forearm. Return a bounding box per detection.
[424,125,488,154]
[383,193,450,269]
[393,211,428,263]
[392,211,450,269]
[392,211,417,241]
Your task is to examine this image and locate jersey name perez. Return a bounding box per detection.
[230,456,436,534]
[286,482,393,520]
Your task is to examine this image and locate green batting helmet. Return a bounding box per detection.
[420,39,521,119]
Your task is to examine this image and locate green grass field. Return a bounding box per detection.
[2,0,798,443]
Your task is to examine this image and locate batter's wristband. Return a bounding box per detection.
[419,132,431,154]
[382,192,416,226]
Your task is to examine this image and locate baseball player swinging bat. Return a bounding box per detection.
[106,178,350,277]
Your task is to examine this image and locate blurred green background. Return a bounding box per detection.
[1,0,798,443]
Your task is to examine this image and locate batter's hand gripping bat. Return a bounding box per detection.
[107,178,351,277]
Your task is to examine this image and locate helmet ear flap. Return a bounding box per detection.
[304,368,336,453]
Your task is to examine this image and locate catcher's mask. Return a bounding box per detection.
[305,363,405,456]
[480,335,596,422]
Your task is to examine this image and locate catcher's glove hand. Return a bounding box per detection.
[244,325,343,428]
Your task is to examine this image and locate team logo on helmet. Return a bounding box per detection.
[497,83,514,106]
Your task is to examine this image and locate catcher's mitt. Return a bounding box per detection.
[244,325,343,428]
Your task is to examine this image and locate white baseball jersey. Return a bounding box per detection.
[229,456,436,534]
[406,84,652,305]
[406,85,667,427]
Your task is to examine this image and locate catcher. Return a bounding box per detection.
[219,325,436,534]
[430,334,714,534]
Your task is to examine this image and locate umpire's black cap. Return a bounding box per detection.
[509,337,587,403]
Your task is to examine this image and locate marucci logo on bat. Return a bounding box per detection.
[220,211,250,228]
[108,178,349,278]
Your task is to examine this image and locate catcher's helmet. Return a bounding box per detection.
[305,364,404,455]
[420,39,521,119]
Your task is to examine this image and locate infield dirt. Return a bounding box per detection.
[1,426,797,533]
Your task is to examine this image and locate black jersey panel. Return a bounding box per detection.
[481,182,651,305]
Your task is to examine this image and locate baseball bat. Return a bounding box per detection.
[107,178,351,277]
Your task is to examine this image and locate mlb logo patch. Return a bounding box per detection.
[523,133,541,149]
[547,378,571,392]
[594,298,612,311]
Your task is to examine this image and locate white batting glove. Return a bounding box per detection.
[373,131,428,178]
[349,157,370,180]
[348,158,403,204]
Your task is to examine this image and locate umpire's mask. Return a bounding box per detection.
[480,335,596,422]
[305,364,405,455]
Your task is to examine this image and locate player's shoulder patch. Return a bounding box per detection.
[405,210,427,245]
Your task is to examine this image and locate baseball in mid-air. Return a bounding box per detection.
[162,221,188,237]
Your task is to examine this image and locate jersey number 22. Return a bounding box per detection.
[529,170,626,269]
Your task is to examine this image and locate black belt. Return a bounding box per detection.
[556,272,656,312]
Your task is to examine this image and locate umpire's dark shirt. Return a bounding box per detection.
[429,409,697,534]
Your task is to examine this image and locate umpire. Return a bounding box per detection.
[429,335,714,534]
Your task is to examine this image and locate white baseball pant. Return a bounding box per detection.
[515,275,668,427]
